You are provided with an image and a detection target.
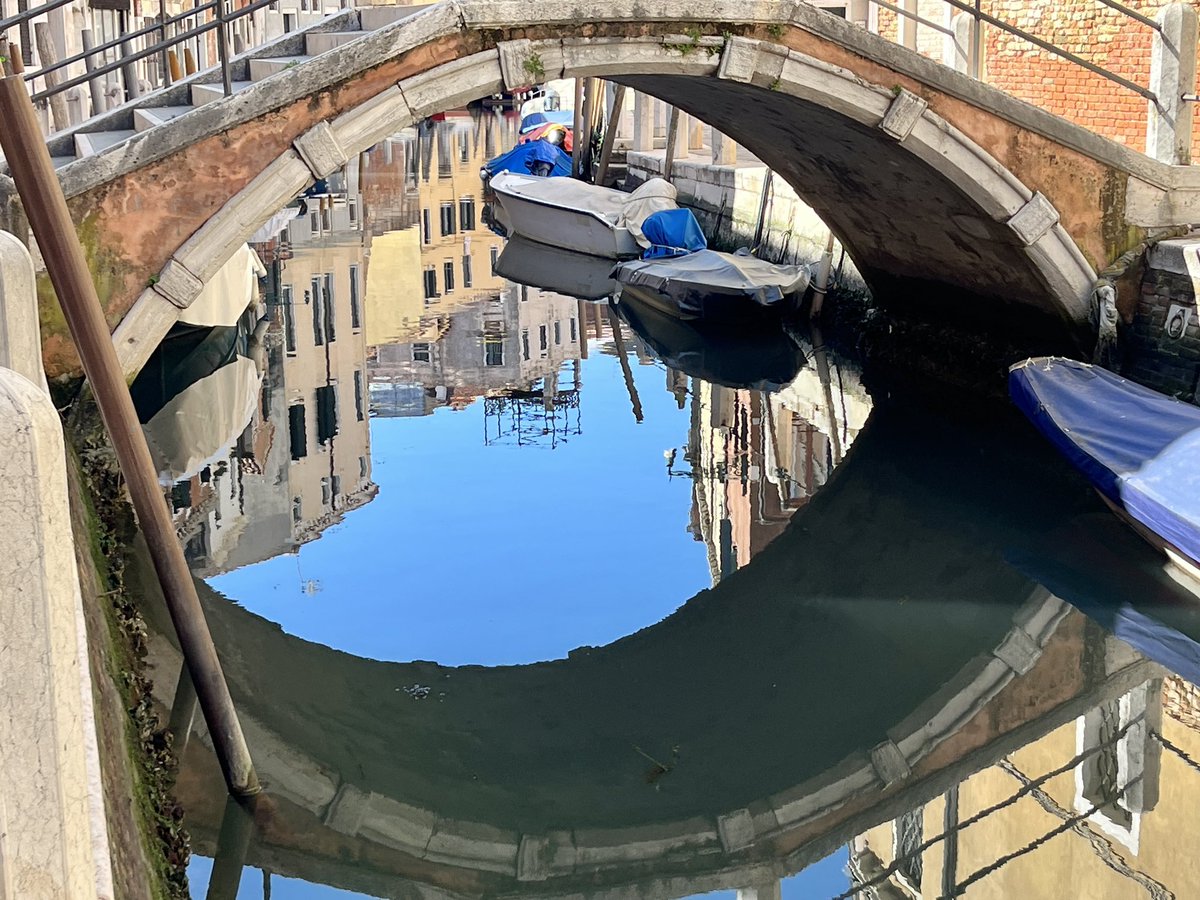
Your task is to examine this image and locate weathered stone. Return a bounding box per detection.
[294,121,348,179]
[717,37,761,83]
[993,627,1040,675]
[324,782,370,835]
[878,87,927,141]
[869,740,911,786]
[151,258,204,309]
[717,808,756,851]
[1007,192,1060,246]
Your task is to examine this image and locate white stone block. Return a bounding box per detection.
[1007,192,1060,246]
[717,808,756,851]
[294,121,348,179]
[0,232,46,392]
[151,258,204,309]
[878,87,927,141]
[993,627,1039,675]
[330,86,414,157]
[869,740,911,785]
[718,37,761,83]
[324,782,371,835]
[399,51,505,119]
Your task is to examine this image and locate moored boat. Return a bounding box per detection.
[1010,356,1200,584]
[480,141,573,185]
[489,173,676,259]
[493,235,618,301]
[611,210,811,322]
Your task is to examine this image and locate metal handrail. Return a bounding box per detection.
[0,0,74,36]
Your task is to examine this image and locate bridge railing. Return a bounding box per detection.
[0,0,302,131]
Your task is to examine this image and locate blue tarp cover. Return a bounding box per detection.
[482,142,573,179]
[519,110,575,133]
[640,209,708,259]
[1010,356,1200,565]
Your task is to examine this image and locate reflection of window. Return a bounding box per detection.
[353,370,365,422]
[310,209,320,233]
[331,474,341,503]
[570,317,577,342]
[522,329,530,361]
[315,384,338,445]
[412,342,432,363]
[171,482,191,512]
[349,265,361,330]
[422,208,431,244]
[310,277,324,346]
[423,267,438,300]
[539,324,548,352]
[292,496,302,523]
[1075,681,1160,852]
[490,245,499,274]
[462,254,473,288]
[440,202,456,236]
[321,206,332,232]
[459,135,470,163]
[323,273,336,343]
[443,260,455,294]
[288,404,307,460]
[359,456,368,478]
[554,321,561,345]
[484,321,504,367]
[893,806,923,892]
[321,477,331,506]
[282,285,297,354]
[459,196,476,231]
[348,200,358,228]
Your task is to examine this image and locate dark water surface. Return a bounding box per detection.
[138,114,1200,900]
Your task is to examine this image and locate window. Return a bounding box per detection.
[423,266,438,301]
[282,284,296,354]
[893,807,924,892]
[570,317,577,342]
[315,384,338,445]
[490,245,499,274]
[459,135,469,163]
[170,481,192,512]
[354,370,365,421]
[321,477,331,505]
[440,202,456,236]
[348,200,358,228]
[349,265,361,330]
[443,260,455,294]
[462,254,473,289]
[323,273,336,343]
[288,404,307,460]
[359,455,368,478]
[283,12,296,31]
[310,277,324,346]
[309,209,320,234]
[421,208,431,244]
[291,496,302,523]
[484,321,504,367]
[412,342,432,363]
[321,206,332,232]
[521,329,530,361]
[331,474,342,503]
[539,324,548,352]
[459,196,476,232]
[554,321,561,345]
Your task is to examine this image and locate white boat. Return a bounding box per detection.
[489,173,676,259]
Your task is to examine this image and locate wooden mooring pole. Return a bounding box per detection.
[0,74,260,798]
[662,105,681,183]
[595,83,626,187]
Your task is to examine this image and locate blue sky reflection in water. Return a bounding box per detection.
[208,352,708,666]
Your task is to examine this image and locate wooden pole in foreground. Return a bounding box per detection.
[662,106,681,183]
[571,77,586,179]
[0,74,260,798]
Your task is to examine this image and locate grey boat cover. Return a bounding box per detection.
[618,179,679,248]
[613,249,811,309]
[491,172,628,223]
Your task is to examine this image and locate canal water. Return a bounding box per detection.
[133,111,1200,899]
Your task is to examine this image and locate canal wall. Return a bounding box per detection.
[1125,234,1200,402]
[0,233,113,899]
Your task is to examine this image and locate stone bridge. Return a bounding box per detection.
[144,398,1176,898]
[7,0,1200,378]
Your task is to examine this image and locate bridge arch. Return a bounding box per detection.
[48,0,1165,377]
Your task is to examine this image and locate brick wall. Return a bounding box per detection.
[869,0,1198,159]
[1165,675,1200,728]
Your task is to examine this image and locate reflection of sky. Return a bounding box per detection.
[208,348,710,666]
[187,840,851,899]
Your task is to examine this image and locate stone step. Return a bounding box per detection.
[249,55,313,82]
[74,130,137,158]
[358,4,431,30]
[132,105,197,133]
[50,155,75,169]
[304,30,369,54]
[190,80,255,106]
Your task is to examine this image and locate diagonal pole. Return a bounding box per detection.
[0,73,259,798]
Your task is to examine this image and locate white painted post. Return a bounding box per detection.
[633,91,653,152]
[849,0,869,28]
[945,11,971,73]
[738,881,782,900]
[687,114,705,152]
[900,0,917,49]
[0,232,114,899]
[711,128,738,165]
[1147,2,1198,165]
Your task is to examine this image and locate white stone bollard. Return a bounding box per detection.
[0,235,113,899]
[1147,2,1198,165]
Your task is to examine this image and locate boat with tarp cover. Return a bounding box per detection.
[1010,356,1200,586]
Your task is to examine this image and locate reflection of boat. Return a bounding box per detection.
[493,235,618,301]
[612,212,810,321]
[615,289,806,390]
[130,323,264,484]
[489,173,675,259]
[1010,357,1200,583]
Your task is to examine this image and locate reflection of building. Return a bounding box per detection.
[368,284,582,424]
[851,675,1200,900]
[686,343,871,584]
[170,160,378,575]
[279,173,377,543]
[362,115,519,346]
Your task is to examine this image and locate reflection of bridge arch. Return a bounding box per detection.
[59,1,1195,378]
[152,399,1158,897]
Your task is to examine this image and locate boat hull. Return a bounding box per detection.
[490,175,641,259]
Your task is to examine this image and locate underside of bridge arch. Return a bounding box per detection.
[620,74,1080,342]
